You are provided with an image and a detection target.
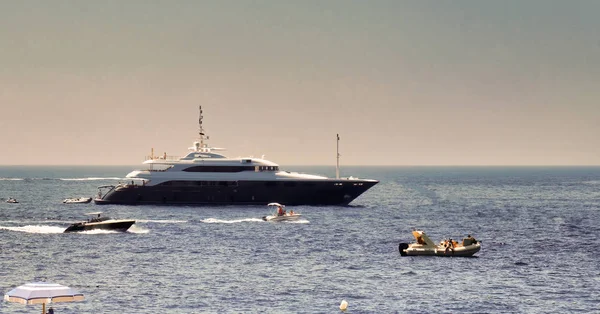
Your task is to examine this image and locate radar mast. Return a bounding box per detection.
[197,106,210,152]
[336,134,340,179]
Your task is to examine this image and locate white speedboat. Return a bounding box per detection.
[64,212,135,233]
[63,197,93,204]
[94,106,378,206]
[262,202,302,222]
[399,230,481,257]
[6,197,18,203]
[262,213,302,222]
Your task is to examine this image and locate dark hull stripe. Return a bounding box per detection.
[63,221,135,233]
[95,180,378,206]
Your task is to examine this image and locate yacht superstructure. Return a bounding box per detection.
[94,107,378,206]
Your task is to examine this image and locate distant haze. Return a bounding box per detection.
[1,1,599,166]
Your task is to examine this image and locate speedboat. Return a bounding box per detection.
[63,197,93,204]
[63,212,135,233]
[94,106,378,206]
[6,197,18,203]
[262,202,302,222]
[398,230,481,257]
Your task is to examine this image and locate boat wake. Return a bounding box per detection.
[136,219,187,224]
[0,224,149,234]
[0,177,125,181]
[60,177,125,181]
[0,225,65,234]
[127,224,149,234]
[201,218,264,224]
[283,219,309,224]
[201,217,309,224]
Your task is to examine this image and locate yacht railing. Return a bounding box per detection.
[141,165,174,172]
[144,155,181,161]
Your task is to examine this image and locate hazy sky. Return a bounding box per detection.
[1,1,599,166]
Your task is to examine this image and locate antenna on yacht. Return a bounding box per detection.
[336,134,340,179]
[195,105,211,152]
[198,106,205,149]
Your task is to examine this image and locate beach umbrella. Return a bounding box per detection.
[4,282,84,314]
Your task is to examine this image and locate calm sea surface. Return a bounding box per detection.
[1,166,599,313]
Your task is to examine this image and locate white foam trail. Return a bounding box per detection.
[75,229,121,234]
[286,220,310,224]
[60,177,124,181]
[0,178,24,181]
[1,224,149,234]
[201,218,264,224]
[72,227,147,234]
[1,225,65,234]
[136,219,187,224]
[127,224,149,234]
[582,180,600,185]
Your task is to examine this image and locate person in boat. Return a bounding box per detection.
[289,209,294,215]
[467,234,477,244]
[47,306,55,314]
[416,236,425,245]
[89,213,102,223]
[464,234,477,245]
[445,238,454,254]
[277,205,285,216]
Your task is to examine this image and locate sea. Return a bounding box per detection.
[1,165,599,314]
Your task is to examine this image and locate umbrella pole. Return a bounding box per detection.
[42,302,46,314]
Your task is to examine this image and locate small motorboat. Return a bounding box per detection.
[6,197,18,203]
[64,212,135,233]
[399,230,481,257]
[262,202,302,222]
[63,197,93,204]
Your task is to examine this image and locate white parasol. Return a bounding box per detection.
[4,282,84,314]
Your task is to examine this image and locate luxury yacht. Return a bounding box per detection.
[94,107,378,206]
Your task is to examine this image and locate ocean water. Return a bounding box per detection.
[1,165,599,313]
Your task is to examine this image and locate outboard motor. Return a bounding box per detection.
[398,243,409,256]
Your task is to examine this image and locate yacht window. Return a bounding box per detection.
[183,166,254,172]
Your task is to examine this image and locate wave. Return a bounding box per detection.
[201,217,264,224]
[0,178,24,181]
[581,180,600,185]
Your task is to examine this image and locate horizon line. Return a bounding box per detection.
[1,164,600,167]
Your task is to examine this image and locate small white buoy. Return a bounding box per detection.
[340,299,348,312]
